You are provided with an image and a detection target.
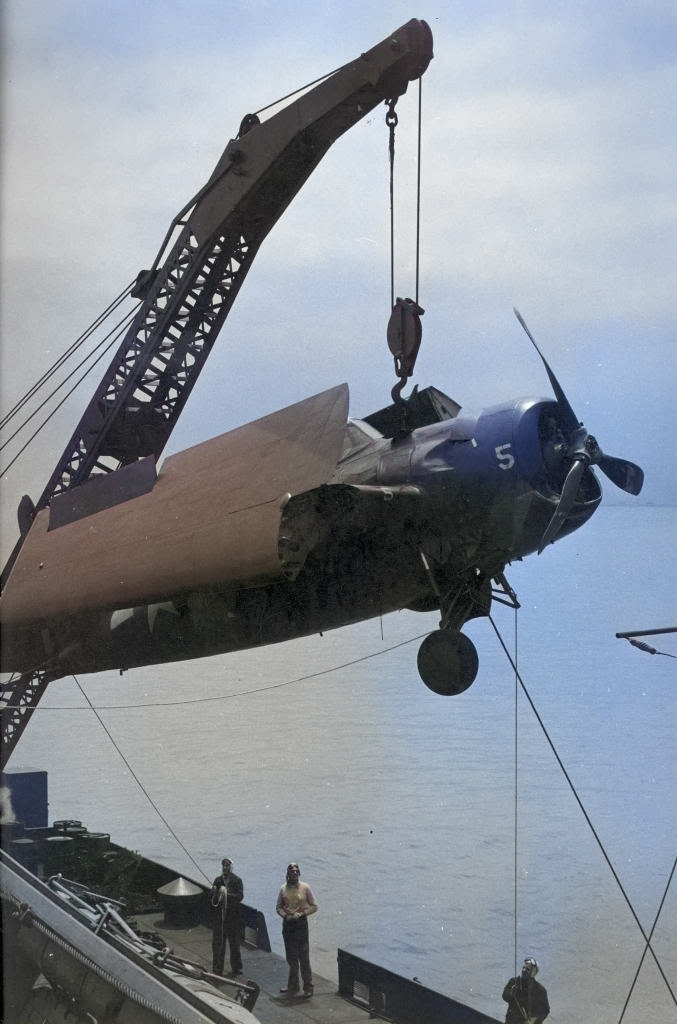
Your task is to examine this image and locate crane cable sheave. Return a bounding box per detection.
[7,19,434,536]
[384,60,426,407]
[0,19,434,769]
[388,297,424,404]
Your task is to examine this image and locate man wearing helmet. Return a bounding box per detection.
[502,956,550,1023]
[276,862,318,998]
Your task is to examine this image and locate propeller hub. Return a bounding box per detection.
[513,308,644,551]
[585,434,600,459]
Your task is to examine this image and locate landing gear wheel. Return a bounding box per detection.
[417,630,479,695]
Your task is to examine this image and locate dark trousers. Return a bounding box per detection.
[282,916,312,991]
[212,914,242,975]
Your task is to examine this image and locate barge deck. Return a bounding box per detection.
[1,770,499,1024]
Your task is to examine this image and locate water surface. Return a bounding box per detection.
[10,506,677,1023]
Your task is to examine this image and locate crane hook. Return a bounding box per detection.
[387,296,424,404]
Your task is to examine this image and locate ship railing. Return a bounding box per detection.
[337,949,501,1024]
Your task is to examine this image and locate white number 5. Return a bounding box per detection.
[495,443,515,470]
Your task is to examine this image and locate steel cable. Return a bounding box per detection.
[0,305,139,477]
[0,280,135,432]
[489,612,677,1010]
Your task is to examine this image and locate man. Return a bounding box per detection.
[211,857,244,976]
[502,956,550,1023]
[276,862,318,998]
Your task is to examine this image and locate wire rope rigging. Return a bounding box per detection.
[385,80,425,413]
[0,59,364,483]
[0,301,140,478]
[489,608,677,1017]
[1,20,437,771]
[71,673,212,886]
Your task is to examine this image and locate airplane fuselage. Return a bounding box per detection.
[0,388,602,681]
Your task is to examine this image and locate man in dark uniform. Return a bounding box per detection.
[502,956,550,1023]
[211,857,244,976]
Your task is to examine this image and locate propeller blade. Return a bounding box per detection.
[538,456,586,554]
[599,454,644,495]
[513,308,579,434]
[514,307,645,550]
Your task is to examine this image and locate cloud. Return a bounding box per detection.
[1,0,675,546]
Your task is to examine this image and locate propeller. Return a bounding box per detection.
[513,308,644,553]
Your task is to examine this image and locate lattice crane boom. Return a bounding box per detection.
[1,18,433,769]
[29,18,433,520]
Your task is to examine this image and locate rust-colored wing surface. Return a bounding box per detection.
[0,385,349,627]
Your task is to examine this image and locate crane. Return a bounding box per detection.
[0,19,434,769]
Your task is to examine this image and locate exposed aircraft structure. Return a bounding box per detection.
[0,16,643,774]
[0,18,433,768]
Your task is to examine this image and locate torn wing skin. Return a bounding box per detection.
[0,386,603,678]
[0,386,349,673]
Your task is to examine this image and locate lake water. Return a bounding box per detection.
[8,506,676,1024]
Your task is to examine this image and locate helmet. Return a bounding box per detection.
[522,957,539,978]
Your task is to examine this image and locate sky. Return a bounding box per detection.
[1,0,676,556]
[1,6,676,1019]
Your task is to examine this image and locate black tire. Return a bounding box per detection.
[417,630,479,695]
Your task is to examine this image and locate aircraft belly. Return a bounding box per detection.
[91,479,502,674]
[8,482,431,676]
[1,461,551,678]
[105,489,431,671]
[11,555,424,677]
[107,561,426,672]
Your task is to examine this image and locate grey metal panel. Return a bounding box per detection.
[1,852,259,1024]
[48,456,158,530]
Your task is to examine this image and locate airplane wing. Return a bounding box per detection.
[0,386,349,627]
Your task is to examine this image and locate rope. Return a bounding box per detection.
[386,84,424,313]
[618,852,677,1023]
[386,99,398,311]
[415,77,422,307]
[0,305,139,477]
[489,613,677,1008]
[71,674,211,885]
[251,62,351,118]
[512,605,519,980]
[0,280,135,433]
[3,632,428,712]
